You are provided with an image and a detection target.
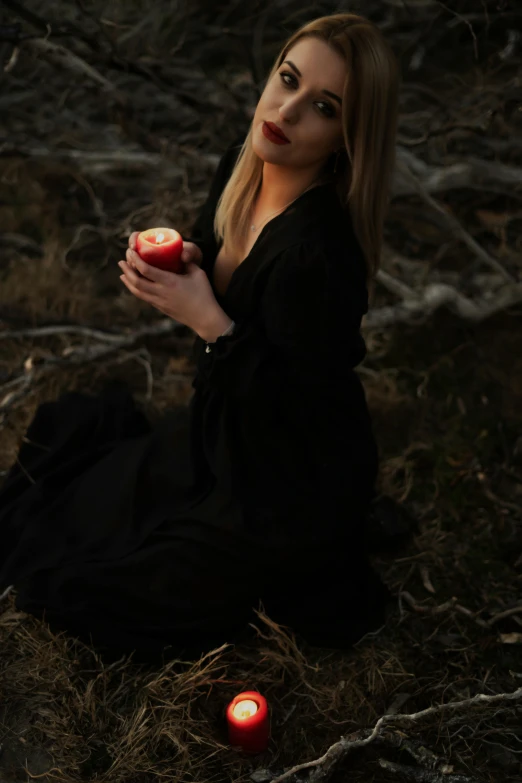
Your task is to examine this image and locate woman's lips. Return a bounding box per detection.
[262,121,290,145]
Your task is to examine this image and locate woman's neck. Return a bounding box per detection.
[256,162,332,214]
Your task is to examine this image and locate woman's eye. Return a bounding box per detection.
[279,72,335,118]
[280,72,296,88]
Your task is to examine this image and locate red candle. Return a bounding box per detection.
[226,691,269,754]
[136,227,184,273]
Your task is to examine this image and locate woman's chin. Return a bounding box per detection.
[252,136,290,163]
[251,137,269,162]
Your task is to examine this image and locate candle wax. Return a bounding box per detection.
[226,691,269,754]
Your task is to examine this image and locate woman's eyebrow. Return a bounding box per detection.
[282,60,342,105]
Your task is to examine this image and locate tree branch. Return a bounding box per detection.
[251,686,522,783]
[0,318,191,425]
[366,279,522,329]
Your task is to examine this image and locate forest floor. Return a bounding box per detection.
[1,251,521,783]
[1,1,521,781]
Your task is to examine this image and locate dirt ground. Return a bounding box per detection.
[1,0,522,781]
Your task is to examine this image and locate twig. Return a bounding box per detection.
[254,685,522,783]
[0,143,185,177]
[365,281,522,329]
[394,148,522,198]
[396,150,514,282]
[399,591,489,627]
[2,0,104,46]
[433,0,479,61]
[487,605,522,627]
[378,758,476,782]
[0,318,191,423]
[0,584,14,603]
[20,37,125,100]
[400,592,462,617]
[399,591,522,631]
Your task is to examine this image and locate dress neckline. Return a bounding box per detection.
[212,181,334,299]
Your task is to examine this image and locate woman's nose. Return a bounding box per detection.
[278,102,298,121]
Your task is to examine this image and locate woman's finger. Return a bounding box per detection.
[181,242,203,267]
[119,261,157,295]
[180,246,193,263]
[125,248,150,278]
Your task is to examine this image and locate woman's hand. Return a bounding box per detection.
[118,244,220,336]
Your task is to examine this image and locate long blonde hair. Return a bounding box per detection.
[213,13,400,298]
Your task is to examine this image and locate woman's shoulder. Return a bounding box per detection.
[287,185,361,250]
[276,230,367,286]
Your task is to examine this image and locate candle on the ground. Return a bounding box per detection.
[226,691,269,754]
[135,227,184,273]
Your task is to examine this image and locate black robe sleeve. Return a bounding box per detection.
[194,238,369,396]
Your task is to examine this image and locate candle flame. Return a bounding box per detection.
[232,699,258,720]
[156,232,165,244]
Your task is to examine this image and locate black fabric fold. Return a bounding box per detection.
[192,239,369,397]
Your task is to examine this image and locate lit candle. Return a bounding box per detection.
[135,227,184,273]
[226,691,269,754]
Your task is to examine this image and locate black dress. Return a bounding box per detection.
[0,136,391,664]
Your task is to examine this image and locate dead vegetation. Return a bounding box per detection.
[1,0,521,781]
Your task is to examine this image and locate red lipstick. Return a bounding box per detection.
[262,121,290,144]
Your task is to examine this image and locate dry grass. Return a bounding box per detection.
[1,0,522,779]
[2,253,521,780]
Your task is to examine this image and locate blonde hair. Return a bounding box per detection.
[213,12,400,299]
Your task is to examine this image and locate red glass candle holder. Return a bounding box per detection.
[226,691,270,754]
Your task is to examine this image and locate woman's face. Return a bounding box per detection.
[252,37,346,174]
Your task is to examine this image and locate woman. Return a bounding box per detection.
[0,13,400,664]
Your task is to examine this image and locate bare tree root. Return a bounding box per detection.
[251,686,522,783]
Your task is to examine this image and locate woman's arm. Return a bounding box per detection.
[196,306,235,343]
